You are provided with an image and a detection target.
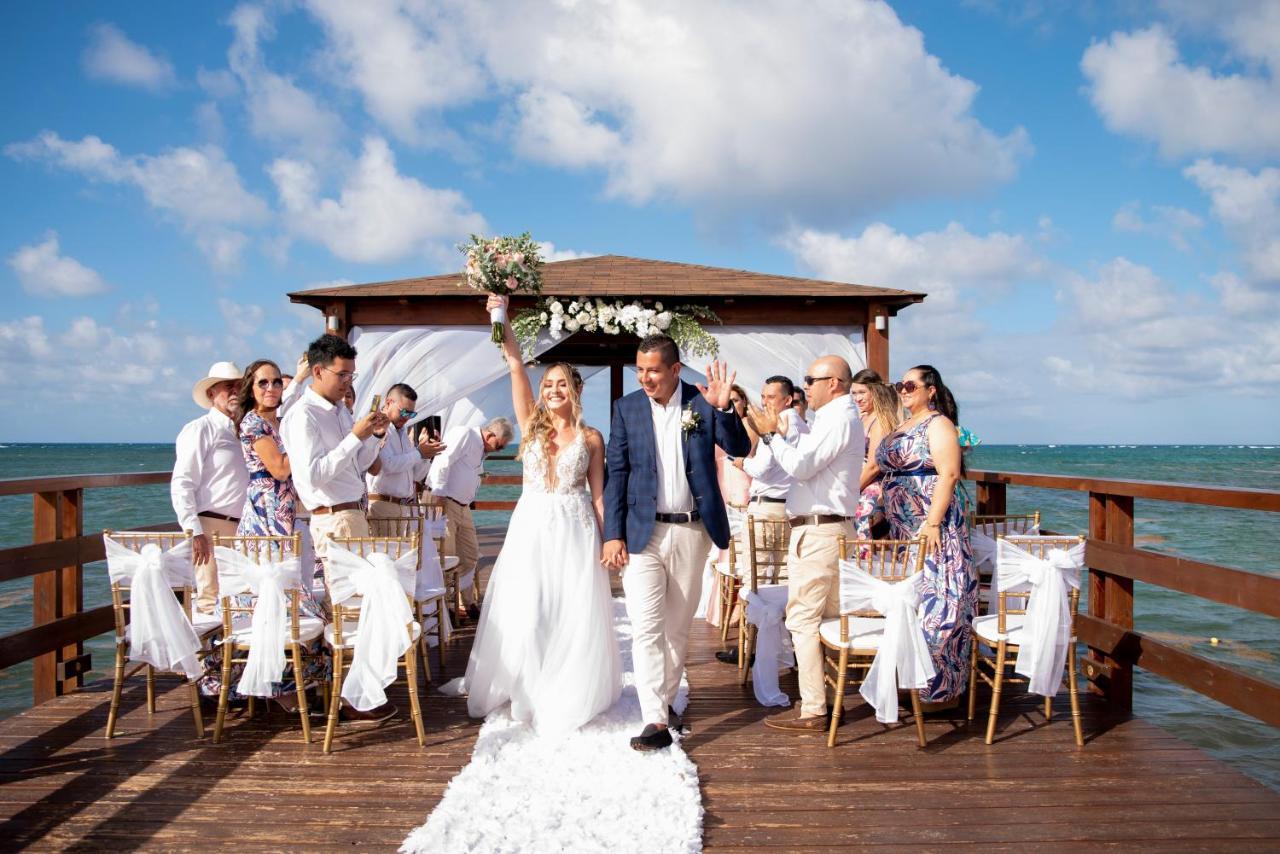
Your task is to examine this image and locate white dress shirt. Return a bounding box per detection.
[368,423,430,499]
[170,408,249,536]
[768,394,863,518]
[743,412,804,500]
[427,426,485,504]
[278,373,308,418]
[651,394,694,513]
[280,387,381,512]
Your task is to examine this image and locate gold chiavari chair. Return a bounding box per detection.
[209,533,321,745]
[322,534,426,754]
[737,516,791,685]
[967,534,1086,747]
[102,530,214,739]
[970,512,1040,615]
[367,505,446,681]
[821,536,929,748]
[713,514,744,646]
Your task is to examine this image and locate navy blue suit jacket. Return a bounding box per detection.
[603,381,751,552]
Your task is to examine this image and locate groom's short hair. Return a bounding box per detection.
[765,375,795,398]
[637,334,679,367]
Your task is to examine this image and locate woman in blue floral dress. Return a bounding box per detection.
[198,359,328,705]
[876,365,975,708]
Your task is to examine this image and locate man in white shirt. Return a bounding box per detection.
[427,417,513,619]
[739,375,807,523]
[367,383,445,520]
[747,355,863,732]
[171,361,250,615]
[279,335,388,587]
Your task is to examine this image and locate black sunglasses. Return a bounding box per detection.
[803,375,839,386]
[255,378,284,389]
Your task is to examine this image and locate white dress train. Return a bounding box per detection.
[464,430,622,733]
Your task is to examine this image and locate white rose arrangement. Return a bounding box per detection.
[511,297,719,359]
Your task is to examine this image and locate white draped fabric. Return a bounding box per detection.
[837,560,936,724]
[327,543,419,710]
[742,586,795,707]
[213,547,303,697]
[708,326,864,400]
[995,538,1086,697]
[972,522,1041,576]
[440,365,607,432]
[103,537,201,681]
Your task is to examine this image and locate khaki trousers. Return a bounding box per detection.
[784,519,855,717]
[194,515,240,615]
[623,521,712,726]
[308,509,370,587]
[367,498,411,536]
[443,499,479,605]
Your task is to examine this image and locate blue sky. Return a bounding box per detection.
[1,0,1277,444]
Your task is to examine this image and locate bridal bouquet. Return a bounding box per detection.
[459,233,545,344]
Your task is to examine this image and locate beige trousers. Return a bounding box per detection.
[443,499,479,605]
[367,498,411,536]
[784,519,855,717]
[193,515,240,615]
[308,509,370,587]
[623,521,713,726]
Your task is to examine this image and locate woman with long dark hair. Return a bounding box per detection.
[876,364,975,710]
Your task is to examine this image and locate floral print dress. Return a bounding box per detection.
[876,414,977,703]
[198,411,329,700]
[854,432,886,541]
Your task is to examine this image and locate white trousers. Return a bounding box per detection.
[623,521,712,726]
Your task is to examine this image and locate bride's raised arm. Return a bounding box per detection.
[487,294,535,433]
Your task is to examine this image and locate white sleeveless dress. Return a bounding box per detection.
[464,430,622,733]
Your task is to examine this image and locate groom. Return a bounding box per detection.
[603,334,751,751]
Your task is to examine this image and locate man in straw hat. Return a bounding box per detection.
[171,361,249,615]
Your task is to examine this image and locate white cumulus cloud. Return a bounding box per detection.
[7,232,110,297]
[82,23,177,91]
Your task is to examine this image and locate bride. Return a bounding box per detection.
[463,295,623,732]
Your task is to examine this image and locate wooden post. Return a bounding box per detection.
[610,362,624,403]
[865,302,889,379]
[32,492,59,705]
[58,489,85,694]
[975,480,1006,516]
[1085,491,1134,711]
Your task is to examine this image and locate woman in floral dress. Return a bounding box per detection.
[876,365,975,708]
[198,359,328,706]
[851,370,901,542]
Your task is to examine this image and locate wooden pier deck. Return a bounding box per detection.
[2,527,1278,851]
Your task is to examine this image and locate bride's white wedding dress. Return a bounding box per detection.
[464,429,622,732]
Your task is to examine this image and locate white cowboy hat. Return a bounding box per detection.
[192,361,243,409]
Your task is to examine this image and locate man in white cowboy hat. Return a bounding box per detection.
[171,361,249,615]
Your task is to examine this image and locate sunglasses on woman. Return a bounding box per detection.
[894,380,924,394]
[255,378,284,389]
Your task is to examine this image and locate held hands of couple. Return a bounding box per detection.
[695,360,737,411]
[601,539,628,572]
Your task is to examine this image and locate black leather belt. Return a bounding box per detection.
[369,493,414,505]
[197,511,240,523]
[788,514,850,529]
[751,495,787,504]
[447,497,477,510]
[655,510,700,524]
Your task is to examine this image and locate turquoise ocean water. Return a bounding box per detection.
[0,442,1277,789]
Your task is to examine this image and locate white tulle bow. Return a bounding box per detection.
[103,536,201,681]
[971,522,1039,576]
[995,539,1085,697]
[213,547,302,697]
[837,560,936,724]
[326,544,418,710]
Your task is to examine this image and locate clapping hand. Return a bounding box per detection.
[696,360,737,410]
[295,353,309,379]
[418,433,447,459]
[746,402,779,437]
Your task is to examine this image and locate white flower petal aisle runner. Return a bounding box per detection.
[400,601,703,854]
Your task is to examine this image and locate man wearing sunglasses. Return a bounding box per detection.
[367,383,447,521]
[745,355,863,733]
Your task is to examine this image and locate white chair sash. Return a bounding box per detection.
[213,547,302,698]
[327,544,418,710]
[424,516,448,540]
[741,588,793,707]
[837,560,936,724]
[415,542,452,643]
[971,521,1039,576]
[103,536,201,681]
[995,539,1085,697]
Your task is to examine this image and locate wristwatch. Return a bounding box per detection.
[759,433,773,446]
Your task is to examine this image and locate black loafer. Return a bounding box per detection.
[630,723,673,752]
[466,603,481,622]
[668,705,685,732]
[714,648,739,665]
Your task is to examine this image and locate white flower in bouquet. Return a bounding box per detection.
[575,310,591,326]
[656,311,673,330]
[585,317,599,332]
[565,318,581,333]
[655,301,664,311]
[567,300,579,313]
[550,301,564,315]
[458,232,544,344]
[539,311,548,323]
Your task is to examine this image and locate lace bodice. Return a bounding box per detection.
[522,429,590,495]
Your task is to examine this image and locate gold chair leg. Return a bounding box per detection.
[405,644,426,747]
[214,643,235,743]
[739,624,755,686]
[188,681,205,738]
[291,643,311,745]
[1068,642,1084,747]
[1045,695,1053,720]
[827,647,849,748]
[106,646,126,739]
[719,576,732,645]
[323,647,344,754]
[247,696,256,718]
[145,665,156,714]
[909,687,926,748]
[966,640,979,722]
[985,642,1007,745]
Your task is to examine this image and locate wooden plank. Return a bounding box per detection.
[472,500,518,511]
[975,480,1006,516]
[482,475,522,486]
[1086,491,1109,697]
[1077,614,1280,726]
[865,301,889,379]
[31,491,59,706]
[1086,538,1280,618]
[1103,494,1135,712]
[0,471,171,497]
[966,469,1280,512]
[58,489,83,695]
[0,605,116,670]
[0,521,183,583]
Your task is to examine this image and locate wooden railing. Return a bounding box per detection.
[0,472,177,705]
[968,469,1280,726]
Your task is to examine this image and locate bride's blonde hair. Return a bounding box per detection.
[519,362,585,461]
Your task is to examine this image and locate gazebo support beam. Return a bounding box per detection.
[866,302,889,379]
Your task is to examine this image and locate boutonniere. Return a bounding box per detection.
[680,403,702,437]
